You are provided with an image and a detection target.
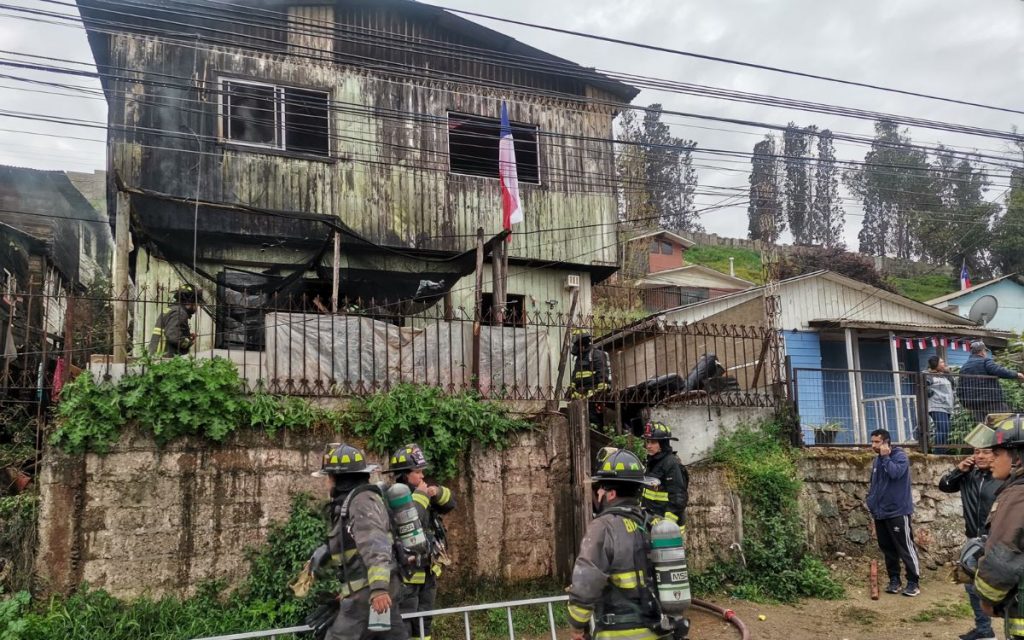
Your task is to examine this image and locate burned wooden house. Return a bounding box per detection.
[78,0,638,394]
[0,165,113,394]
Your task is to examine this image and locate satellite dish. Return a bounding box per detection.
[968,295,999,326]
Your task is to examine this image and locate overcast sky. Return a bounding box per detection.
[1,0,1022,247]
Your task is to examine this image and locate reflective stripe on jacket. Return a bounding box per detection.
[148,305,193,357]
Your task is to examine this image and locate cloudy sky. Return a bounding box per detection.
[1,0,1022,246]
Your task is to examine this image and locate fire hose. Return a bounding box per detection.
[692,598,751,640]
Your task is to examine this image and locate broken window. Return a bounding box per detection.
[221,80,330,157]
[480,292,527,327]
[447,112,539,184]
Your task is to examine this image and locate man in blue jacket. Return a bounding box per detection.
[958,341,1024,422]
[866,428,921,597]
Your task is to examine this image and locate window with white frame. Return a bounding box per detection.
[221,79,330,157]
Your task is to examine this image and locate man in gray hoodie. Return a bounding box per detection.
[925,356,955,451]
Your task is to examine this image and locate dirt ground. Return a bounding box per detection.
[689,561,979,640]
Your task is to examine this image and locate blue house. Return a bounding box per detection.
[647,271,1011,445]
[928,274,1024,335]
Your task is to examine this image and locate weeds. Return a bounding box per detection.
[692,418,844,603]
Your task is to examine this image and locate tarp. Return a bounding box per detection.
[265,313,551,397]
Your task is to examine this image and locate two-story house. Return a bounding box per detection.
[79,0,638,394]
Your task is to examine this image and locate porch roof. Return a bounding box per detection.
[806,319,1010,346]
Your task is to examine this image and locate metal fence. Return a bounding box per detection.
[793,367,1024,450]
[3,285,780,411]
[190,595,570,640]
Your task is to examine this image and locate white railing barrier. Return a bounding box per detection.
[190,595,570,640]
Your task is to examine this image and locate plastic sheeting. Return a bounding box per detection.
[265,313,552,397]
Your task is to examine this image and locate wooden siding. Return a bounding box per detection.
[288,6,333,60]
[107,33,619,268]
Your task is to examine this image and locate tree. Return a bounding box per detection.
[615,109,656,280]
[641,105,701,232]
[782,123,814,244]
[992,165,1024,275]
[748,136,784,243]
[616,105,701,234]
[916,147,998,276]
[809,130,845,247]
[846,120,932,258]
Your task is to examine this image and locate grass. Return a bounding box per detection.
[683,245,764,284]
[887,274,958,302]
[432,577,568,640]
[905,599,973,623]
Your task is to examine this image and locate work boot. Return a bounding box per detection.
[959,630,997,640]
[902,581,920,597]
[884,578,902,594]
[959,629,996,640]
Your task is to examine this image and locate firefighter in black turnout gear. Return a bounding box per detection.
[964,415,1024,639]
[148,284,201,357]
[305,443,408,640]
[570,330,612,427]
[384,444,456,640]
[568,449,689,640]
[640,422,689,527]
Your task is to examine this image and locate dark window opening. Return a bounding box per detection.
[480,292,527,327]
[649,240,674,256]
[286,88,330,156]
[216,270,269,351]
[448,112,539,184]
[224,81,277,146]
[222,80,330,156]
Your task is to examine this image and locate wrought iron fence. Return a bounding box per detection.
[0,285,780,413]
[793,367,1024,451]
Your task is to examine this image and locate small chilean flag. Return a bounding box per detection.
[499,101,523,234]
[918,338,928,350]
[940,337,948,347]
[905,338,914,349]
[960,261,971,290]
[931,337,939,348]
[962,340,970,352]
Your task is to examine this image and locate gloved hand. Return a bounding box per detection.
[309,544,330,571]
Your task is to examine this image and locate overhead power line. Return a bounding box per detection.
[428,2,1024,117]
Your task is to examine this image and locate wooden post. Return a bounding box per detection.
[569,398,593,551]
[491,239,504,326]
[472,228,484,392]
[549,288,580,411]
[331,231,341,313]
[112,191,130,363]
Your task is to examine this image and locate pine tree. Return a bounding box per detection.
[748,136,784,243]
[810,130,845,247]
[846,119,931,258]
[916,147,997,275]
[640,105,702,232]
[783,124,814,244]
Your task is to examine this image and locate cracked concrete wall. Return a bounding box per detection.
[35,415,570,599]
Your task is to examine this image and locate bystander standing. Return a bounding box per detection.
[866,428,921,597]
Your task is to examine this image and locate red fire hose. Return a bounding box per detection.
[692,598,751,640]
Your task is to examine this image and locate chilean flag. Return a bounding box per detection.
[960,261,971,290]
[499,102,524,234]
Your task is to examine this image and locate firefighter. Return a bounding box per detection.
[568,449,660,640]
[148,284,201,357]
[569,330,611,427]
[640,421,689,527]
[384,444,457,640]
[964,415,1024,640]
[306,443,408,640]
